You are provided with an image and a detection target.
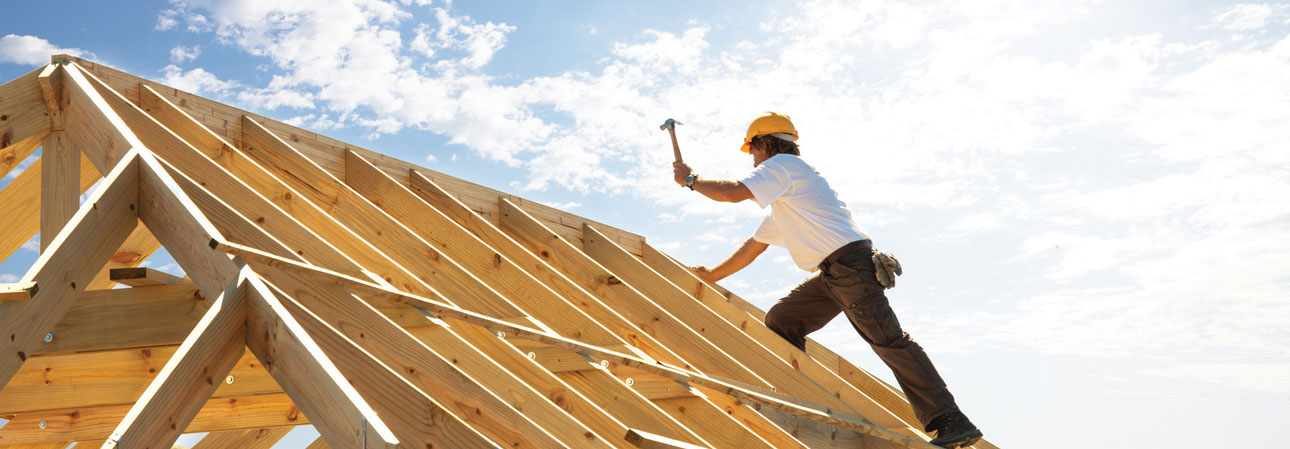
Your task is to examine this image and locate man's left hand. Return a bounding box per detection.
[673,162,693,187]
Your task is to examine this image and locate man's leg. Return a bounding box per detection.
[821,251,959,430]
[764,273,840,351]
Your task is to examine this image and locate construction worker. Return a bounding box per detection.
[671,112,983,449]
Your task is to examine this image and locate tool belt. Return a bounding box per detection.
[820,240,902,289]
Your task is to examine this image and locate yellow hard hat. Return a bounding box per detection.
[741,111,798,153]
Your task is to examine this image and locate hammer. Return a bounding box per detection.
[659,118,683,163]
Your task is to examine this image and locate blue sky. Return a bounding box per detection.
[2,1,1289,448]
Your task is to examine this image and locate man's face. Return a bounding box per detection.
[750,142,771,167]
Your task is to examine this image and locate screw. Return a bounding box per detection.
[526,352,536,360]
[625,377,635,387]
[38,420,46,429]
[225,375,235,385]
[43,333,53,343]
[495,331,506,339]
[599,360,610,368]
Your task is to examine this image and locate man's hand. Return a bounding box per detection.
[673,161,693,187]
[691,265,721,283]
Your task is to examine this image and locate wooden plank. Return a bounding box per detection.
[61,64,139,175]
[34,282,207,356]
[212,243,928,449]
[36,63,63,131]
[108,267,186,287]
[259,275,509,449]
[241,274,399,449]
[345,150,648,353]
[0,152,139,390]
[241,116,528,320]
[0,282,38,303]
[304,436,329,449]
[256,260,600,449]
[103,274,247,449]
[133,83,376,278]
[0,393,306,445]
[190,427,290,449]
[0,129,48,180]
[491,197,772,388]
[0,345,277,415]
[40,132,77,251]
[0,67,52,160]
[0,152,100,263]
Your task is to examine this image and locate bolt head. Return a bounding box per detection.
[43,333,53,343]
[225,375,235,384]
[38,420,47,429]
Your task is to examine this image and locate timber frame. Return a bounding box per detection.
[0,56,998,449]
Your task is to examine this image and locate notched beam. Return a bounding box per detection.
[109,267,187,287]
[0,282,38,302]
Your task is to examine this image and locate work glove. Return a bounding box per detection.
[871,252,902,289]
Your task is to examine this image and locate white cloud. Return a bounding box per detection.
[0,34,92,65]
[169,45,201,63]
[20,235,39,254]
[1214,4,1290,31]
[160,64,237,96]
[0,273,17,283]
[1146,362,1290,394]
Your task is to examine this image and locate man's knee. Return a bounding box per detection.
[764,310,807,351]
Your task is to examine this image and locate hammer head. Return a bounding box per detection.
[659,118,683,131]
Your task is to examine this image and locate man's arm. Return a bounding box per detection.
[673,162,755,203]
[693,237,769,283]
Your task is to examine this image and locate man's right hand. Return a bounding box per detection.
[691,265,721,283]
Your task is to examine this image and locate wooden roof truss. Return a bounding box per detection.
[0,56,997,449]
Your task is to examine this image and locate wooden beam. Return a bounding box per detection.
[108,267,186,287]
[0,129,49,180]
[0,152,139,390]
[0,152,100,263]
[0,283,38,303]
[136,149,238,303]
[624,429,707,449]
[190,427,290,449]
[34,282,206,356]
[259,276,507,449]
[0,67,52,161]
[40,131,77,251]
[36,63,63,131]
[346,150,666,360]
[102,272,247,449]
[0,443,72,449]
[134,85,386,283]
[60,63,140,175]
[0,345,277,415]
[241,116,531,320]
[305,436,329,449]
[254,260,597,449]
[491,196,772,386]
[215,244,912,448]
[241,274,399,449]
[0,393,305,444]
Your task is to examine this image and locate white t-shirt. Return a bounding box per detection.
[740,154,870,271]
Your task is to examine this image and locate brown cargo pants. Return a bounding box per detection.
[764,242,959,430]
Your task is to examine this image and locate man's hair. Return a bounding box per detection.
[750,134,800,156]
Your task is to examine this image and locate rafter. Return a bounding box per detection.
[0,129,49,180]
[0,67,52,157]
[0,150,139,388]
[190,427,291,449]
[0,151,101,262]
[100,270,248,449]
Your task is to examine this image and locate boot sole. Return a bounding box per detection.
[930,430,983,448]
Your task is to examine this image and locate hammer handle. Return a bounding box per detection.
[667,127,683,163]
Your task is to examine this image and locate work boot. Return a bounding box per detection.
[926,410,983,448]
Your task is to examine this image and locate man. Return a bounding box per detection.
[670,112,983,449]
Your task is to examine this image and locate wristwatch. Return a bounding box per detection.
[684,174,698,190]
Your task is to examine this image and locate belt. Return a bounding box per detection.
[820,240,872,269]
